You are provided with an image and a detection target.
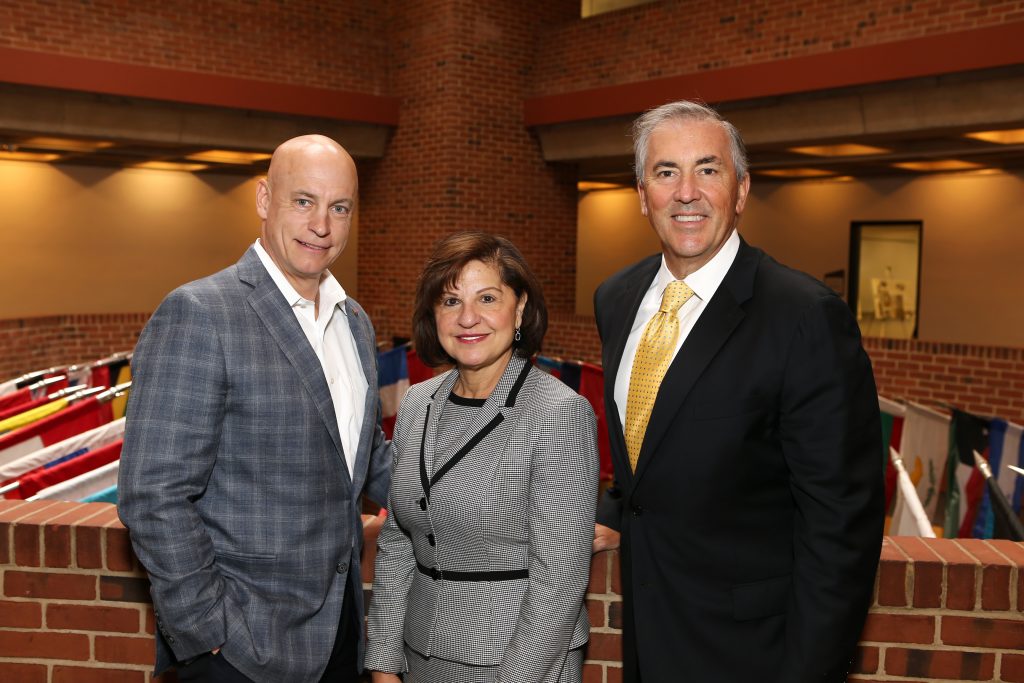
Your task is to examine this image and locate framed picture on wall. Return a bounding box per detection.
[848,221,922,340]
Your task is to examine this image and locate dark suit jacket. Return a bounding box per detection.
[118,247,391,682]
[594,237,884,683]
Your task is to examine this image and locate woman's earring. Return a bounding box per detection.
[514,327,521,342]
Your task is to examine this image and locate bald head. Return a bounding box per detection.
[256,134,358,300]
[266,134,358,195]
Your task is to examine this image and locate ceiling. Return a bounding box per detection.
[0,66,1022,182]
[0,134,274,175]
[549,65,1024,186]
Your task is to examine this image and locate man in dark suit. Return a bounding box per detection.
[119,135,390,682]
[593,101,884,682]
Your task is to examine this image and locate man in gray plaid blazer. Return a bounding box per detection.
[118,135,391,682]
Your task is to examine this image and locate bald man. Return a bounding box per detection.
[119,135,391,682]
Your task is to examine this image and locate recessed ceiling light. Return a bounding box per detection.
[891,160,983,172]
[788,144,891,157]
[19,136,115,152]
[577,181,627,191]
[134,161,209,172]
[756,168,836,178]
[964,129,1024,145]
[0,150,61,162]
[186,150,272,164]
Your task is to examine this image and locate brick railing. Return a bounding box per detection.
[3,501,1023,682]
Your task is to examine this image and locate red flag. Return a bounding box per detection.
[579,363,614,482]
[0,387,33,414]
[0,398,114,468]
[12,439,123,499]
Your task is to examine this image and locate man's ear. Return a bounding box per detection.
[256,179,270,219]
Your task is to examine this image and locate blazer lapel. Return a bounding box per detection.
[632,239,759,485]
[604,256,659,483]
[346,298,378,493]
[238,248,347,476]
[427,354,529,480]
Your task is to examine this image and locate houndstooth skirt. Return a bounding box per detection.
[402,644,584,683]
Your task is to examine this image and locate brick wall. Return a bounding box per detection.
[864,338,1024,425]
[356,0,581,346]
[530,0,1024,96]
[0,315,149,382]
[0,0,389,93]
[3,501,1024,682]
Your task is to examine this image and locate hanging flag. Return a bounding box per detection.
[0,398,69,435]
[31,459,119,502]
[889,447,936,537]
[81,484,118,504]
[0,396,52,423]
[559,361,581,393]
[0,417,126,481]
[0,398,114,473]
[406,347,435,386]
[878,397,906,513]
[972,450,1024,541]
[579,363,614,482]
[12,440,123,500]
[973,420,1024,538]
[992,421,1023,515]
[898,403,951,524]
[378,346,410,440]
[940,409,990,537]
[534,356,562,380]
[0,387,33,414]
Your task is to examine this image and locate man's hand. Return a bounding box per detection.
[371,672,402,683]
[593,523,620,553]
[362,512,385,535]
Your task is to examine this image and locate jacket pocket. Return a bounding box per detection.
[731,574,790,621]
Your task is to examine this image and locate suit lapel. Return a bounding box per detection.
[604,257,660,484]
[427,354,529,479]
[238,249,348,479]
[632,239,759,485]
[346,298,378,493]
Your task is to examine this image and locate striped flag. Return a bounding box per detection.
[377,346,410,440]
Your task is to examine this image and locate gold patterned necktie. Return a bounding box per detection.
[624,280,695,472]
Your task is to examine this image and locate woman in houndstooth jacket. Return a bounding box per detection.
[366,232,599,683]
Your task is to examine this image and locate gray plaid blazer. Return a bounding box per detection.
[366,354,598,682]
[118,246,391,682]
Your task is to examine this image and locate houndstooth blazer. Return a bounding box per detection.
[366,354,599,682]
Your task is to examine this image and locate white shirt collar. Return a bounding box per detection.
[253,239,348,314]
[654,229,740,301]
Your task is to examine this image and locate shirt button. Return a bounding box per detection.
[336,562,348,573]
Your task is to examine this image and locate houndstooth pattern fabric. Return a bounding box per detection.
[402,643,585,683]
[366,354,599,683]
[624,280,694,471]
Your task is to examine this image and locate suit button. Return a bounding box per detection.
[419,497,427,510]
[167,635,175,644]
[631,505,643,516]
[427,534,435,546]
[336,562,348,574]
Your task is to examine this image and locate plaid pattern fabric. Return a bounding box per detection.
[367,355,598,682]
[118,248,392,682]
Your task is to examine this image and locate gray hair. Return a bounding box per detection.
[632,100,748,184]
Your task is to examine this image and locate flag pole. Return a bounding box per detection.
[973,450,1024,542]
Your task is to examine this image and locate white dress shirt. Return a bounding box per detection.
[614,230,741,426]
[254,240,367,476]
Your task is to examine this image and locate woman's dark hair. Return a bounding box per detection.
[412,231,548,368]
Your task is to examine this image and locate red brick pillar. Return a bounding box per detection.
[357,0,582,347]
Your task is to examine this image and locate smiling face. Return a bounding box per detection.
[434,259,527,380]
[637,118,750,279]
[256,136,357,300]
